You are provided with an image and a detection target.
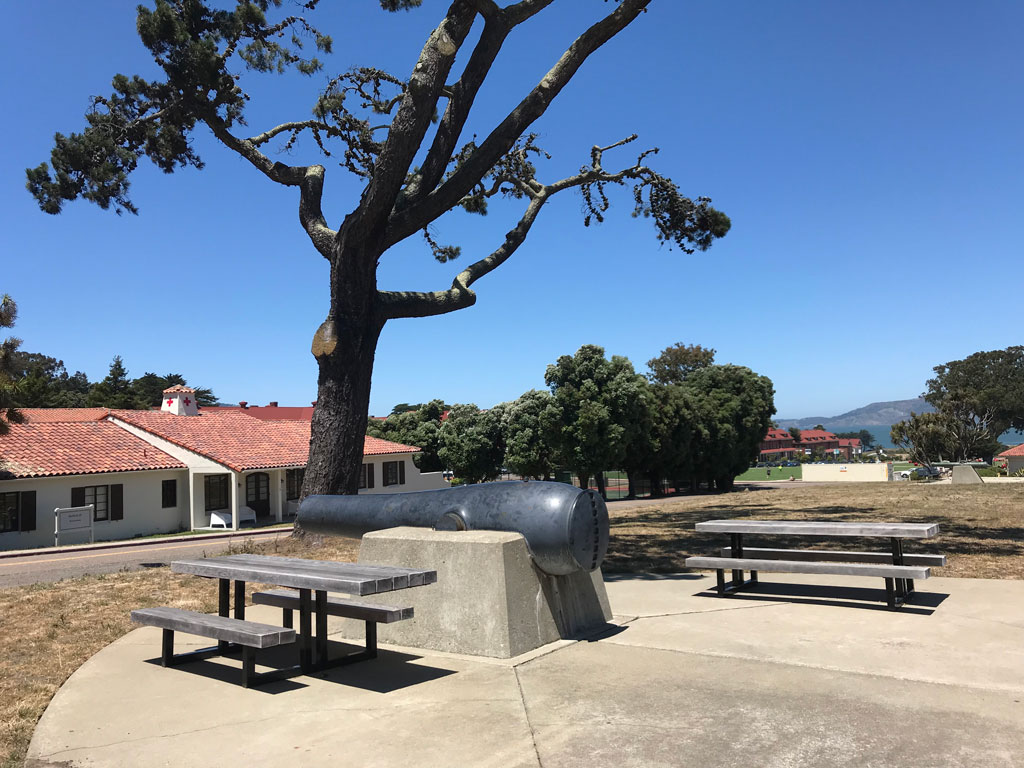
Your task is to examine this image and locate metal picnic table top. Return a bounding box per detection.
[170,554,437,595]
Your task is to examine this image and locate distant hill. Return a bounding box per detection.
[777,398,934,430]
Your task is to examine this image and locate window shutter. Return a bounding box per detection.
[110,484,124,521]
[399,460,406,485]
[71,487,85,507]
[366,463,374,489]
[19,491,36,532]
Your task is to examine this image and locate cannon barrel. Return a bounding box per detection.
[298,481,609,577]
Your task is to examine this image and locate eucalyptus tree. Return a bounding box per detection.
[28,1,730,496]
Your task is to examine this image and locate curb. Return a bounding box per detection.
[0,526,295,560]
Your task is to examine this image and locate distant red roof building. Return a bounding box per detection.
[203,404,316,421]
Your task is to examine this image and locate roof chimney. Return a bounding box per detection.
[268,401,278,408]
[161,385,199,416]
[239,401,248,409]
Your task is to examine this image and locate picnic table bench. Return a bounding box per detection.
[131,555,435,687]
[684,520,944,610]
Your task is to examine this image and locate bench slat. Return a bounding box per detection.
[695,520,939,538]
[131,607,295,649]
[251,590,413,623]
[684,556,930,580]
[720,547,946,567]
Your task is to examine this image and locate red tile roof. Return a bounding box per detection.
[0,422,184,479]
[838,438,862,447]
[797,429,837,441]
[999,444,1024,457]
[19,408,110,423]
[762,428,792,441]
[203,405,316,421]
[109,410,419,472]
[163,385,195,394]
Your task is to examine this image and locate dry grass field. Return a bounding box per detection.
[2,481,1022,767]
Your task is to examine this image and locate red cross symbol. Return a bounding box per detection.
[184,397,192,406]
[166,398,174,406]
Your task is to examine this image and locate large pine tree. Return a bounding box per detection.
[28,1,730,496]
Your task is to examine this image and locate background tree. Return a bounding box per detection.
[0,295,24,435]
[891,412,954,466]
[646,342,715,385]
[132,372,219,408]
[787,426,802,445]
[87,356,146,410]
[545,345,636,498]
[836,429,876,450]
[366,399,447,471]
[11,352,91,408]
[437,403,505,484]
[644,383,696,495]
[925,346,1024,437]
[685,365,776,491]
[499,389,558,480]
[29,0,730,499]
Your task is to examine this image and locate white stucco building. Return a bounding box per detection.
[0,388,447,551]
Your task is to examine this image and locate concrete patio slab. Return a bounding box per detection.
[25,574,1024,768]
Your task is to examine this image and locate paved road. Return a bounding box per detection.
[0,529,294,589]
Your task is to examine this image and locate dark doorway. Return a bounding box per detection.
[245,472,270,516]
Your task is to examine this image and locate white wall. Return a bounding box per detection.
[0,469,190,551]
[359,457,449,494]
[1005,456,1024,476]
[801,463,894,483]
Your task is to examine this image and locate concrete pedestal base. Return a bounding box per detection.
[339,527,612,659]
[952,465,984,484]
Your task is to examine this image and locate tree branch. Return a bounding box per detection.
[378,193,547,319]
[403,0,556,207]
[378,137,660,320]
[205,114,336,257]
[359,1,478,231]
[385,0,651,246]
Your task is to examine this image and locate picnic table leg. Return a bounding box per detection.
[890,538,909,598]
[218,579,230,652]
[234,580,246,620]
[315,590,328,665]
[730,533,744,588]
[298,588,313,672]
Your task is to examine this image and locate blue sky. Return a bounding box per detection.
[2,1,1022,419]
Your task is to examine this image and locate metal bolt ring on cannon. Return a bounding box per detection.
[298,480,610,577]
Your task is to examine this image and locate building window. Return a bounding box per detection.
[382,460,406,487]
[359,463,375,489]
[162,479,177,508]
[205,475,230,511]
[1,492,20,533]
[72,485,122,522]
[84,485,109,521]
[286,468,305,500]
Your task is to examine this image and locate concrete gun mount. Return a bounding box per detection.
[298,481,609,577]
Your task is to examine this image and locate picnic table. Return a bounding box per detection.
[132,554,436,687]
[685,520,944,610]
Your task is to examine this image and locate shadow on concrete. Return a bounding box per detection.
[316,645,456,693]
[141,640,456,694]
[578,622,629,643]
[693,582,949,616]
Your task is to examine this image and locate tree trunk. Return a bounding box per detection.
[625,470,638,500]
[596,471,607,500]
[302,226,386,500]
[576,471,589,492]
